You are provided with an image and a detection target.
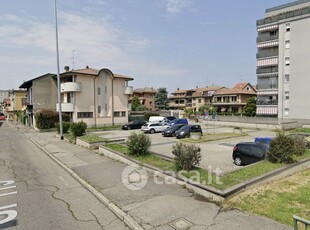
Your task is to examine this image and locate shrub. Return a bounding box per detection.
[127,132,151,156]
[56,122,71,134]
[267,130,295,163]
[71,121,87,138]
[35,109,70,129]
[291,136,306,156]
[172,143,201,171]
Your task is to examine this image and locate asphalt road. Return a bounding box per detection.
[0,122,129,229]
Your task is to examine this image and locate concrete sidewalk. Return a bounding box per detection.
[18,125,290,230]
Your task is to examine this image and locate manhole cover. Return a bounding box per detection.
[170,218,193,230]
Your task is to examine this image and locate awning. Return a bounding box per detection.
[256,107,278,115]
[257,90,278,95]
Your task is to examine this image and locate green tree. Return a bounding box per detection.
[131,95,141,111]
[154,87,168,110]
[198,104,210,115]
[244,97,256,117]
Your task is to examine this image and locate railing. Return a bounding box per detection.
[256,66,278,74]
[256,100,278,105]
[293,215,310,230]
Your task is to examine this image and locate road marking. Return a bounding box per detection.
[0,210,18,225]
[0,186,16,191]
[0,191,17,197]
[0,204,17,211]
[0,181,15,186]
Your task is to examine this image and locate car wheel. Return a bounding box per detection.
[172,132,176,137]
[150,129,155,134]
[127,126,131,130]
[186,133,190,138]
[234,157,242,166]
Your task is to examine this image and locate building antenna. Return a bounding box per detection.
[71,50,76,70]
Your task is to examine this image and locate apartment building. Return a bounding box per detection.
[256,0,310,119]
[191,86,225,111]
[0,90,9,111]
[130,87,157,111]
[212,83,256,113]
[58,66,133,127]
[4,89,27,116]
[20,73,59,126]
[168,88,196,110]
[20,67,133,127]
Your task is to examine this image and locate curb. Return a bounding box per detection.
[29,138,144,230]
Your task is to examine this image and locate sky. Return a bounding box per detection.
[0,0,293,94]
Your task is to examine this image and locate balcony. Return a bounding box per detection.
[257,40,278,48]
[56,103,74,112]
[123,86,133,95]
[256,99,278,105]
[61,82,81,93]
[257,57,278,67]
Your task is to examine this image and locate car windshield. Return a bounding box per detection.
[179,125,190,131]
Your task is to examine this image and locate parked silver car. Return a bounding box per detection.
[141,122,170,134]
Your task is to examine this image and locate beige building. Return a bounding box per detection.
[20,67,133,127]
[191,86,225,111]
[57,67,133,127]
[5,89,27,113]
[168,88,196,110]
[256,0,310,119]
[212,83,256,113]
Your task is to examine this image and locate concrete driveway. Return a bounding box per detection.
[92,125,275,174]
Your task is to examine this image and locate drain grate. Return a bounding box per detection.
[169,218,193,230]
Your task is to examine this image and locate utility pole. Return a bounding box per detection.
[54,0,63,140]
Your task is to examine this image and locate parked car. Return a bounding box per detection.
[170,118,188,126]
[148,116,170,124]
[0,113,6,121]
[165,116,177,121]
[122,120,146,130]
[175,125,202,139]
[232,142,269,166]
[141,122,170,134]
[162,124,186,137]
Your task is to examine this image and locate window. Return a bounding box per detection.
[98,87,101,95]
[285,40,290,49]
[270,31,277,36]
[113,111,126,117]
[98,106,101,113]
[77,112,93,118]
[285,74,290,82]
[285,91,289,100]
[284,108,289,116]
[285,57,290,66]
[198,99,201,103]
[285,23,290,32]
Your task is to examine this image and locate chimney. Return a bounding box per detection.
[177,88,179,90]
[64,66,70,72]
[86,65,89,69]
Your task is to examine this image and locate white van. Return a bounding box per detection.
[148,116,169,124]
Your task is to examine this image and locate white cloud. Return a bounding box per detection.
[165,0,193,14]
[0,11,186,88]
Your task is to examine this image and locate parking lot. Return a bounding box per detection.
[92,124,275,174]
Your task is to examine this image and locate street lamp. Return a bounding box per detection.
[54,0,63,140]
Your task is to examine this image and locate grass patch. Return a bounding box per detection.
[106,143,175,170]
[79,134,105,142]
[182,132,248,143]
[64,133,76,143]
[226,169,310,227]
[291,128,310,133]
[104,145,310,191]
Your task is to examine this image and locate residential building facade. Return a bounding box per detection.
[130,87,157,111]
[0,90,9,112]
[4,89,27,117]
[20,73,59,126]
[20,67,133,127]
[212,83,256,113]
[58,67,133,127]
[191,86,225,111]
[168,89,196,110]
[256,0,310,119]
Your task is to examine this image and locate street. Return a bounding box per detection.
[0,122,128,230]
